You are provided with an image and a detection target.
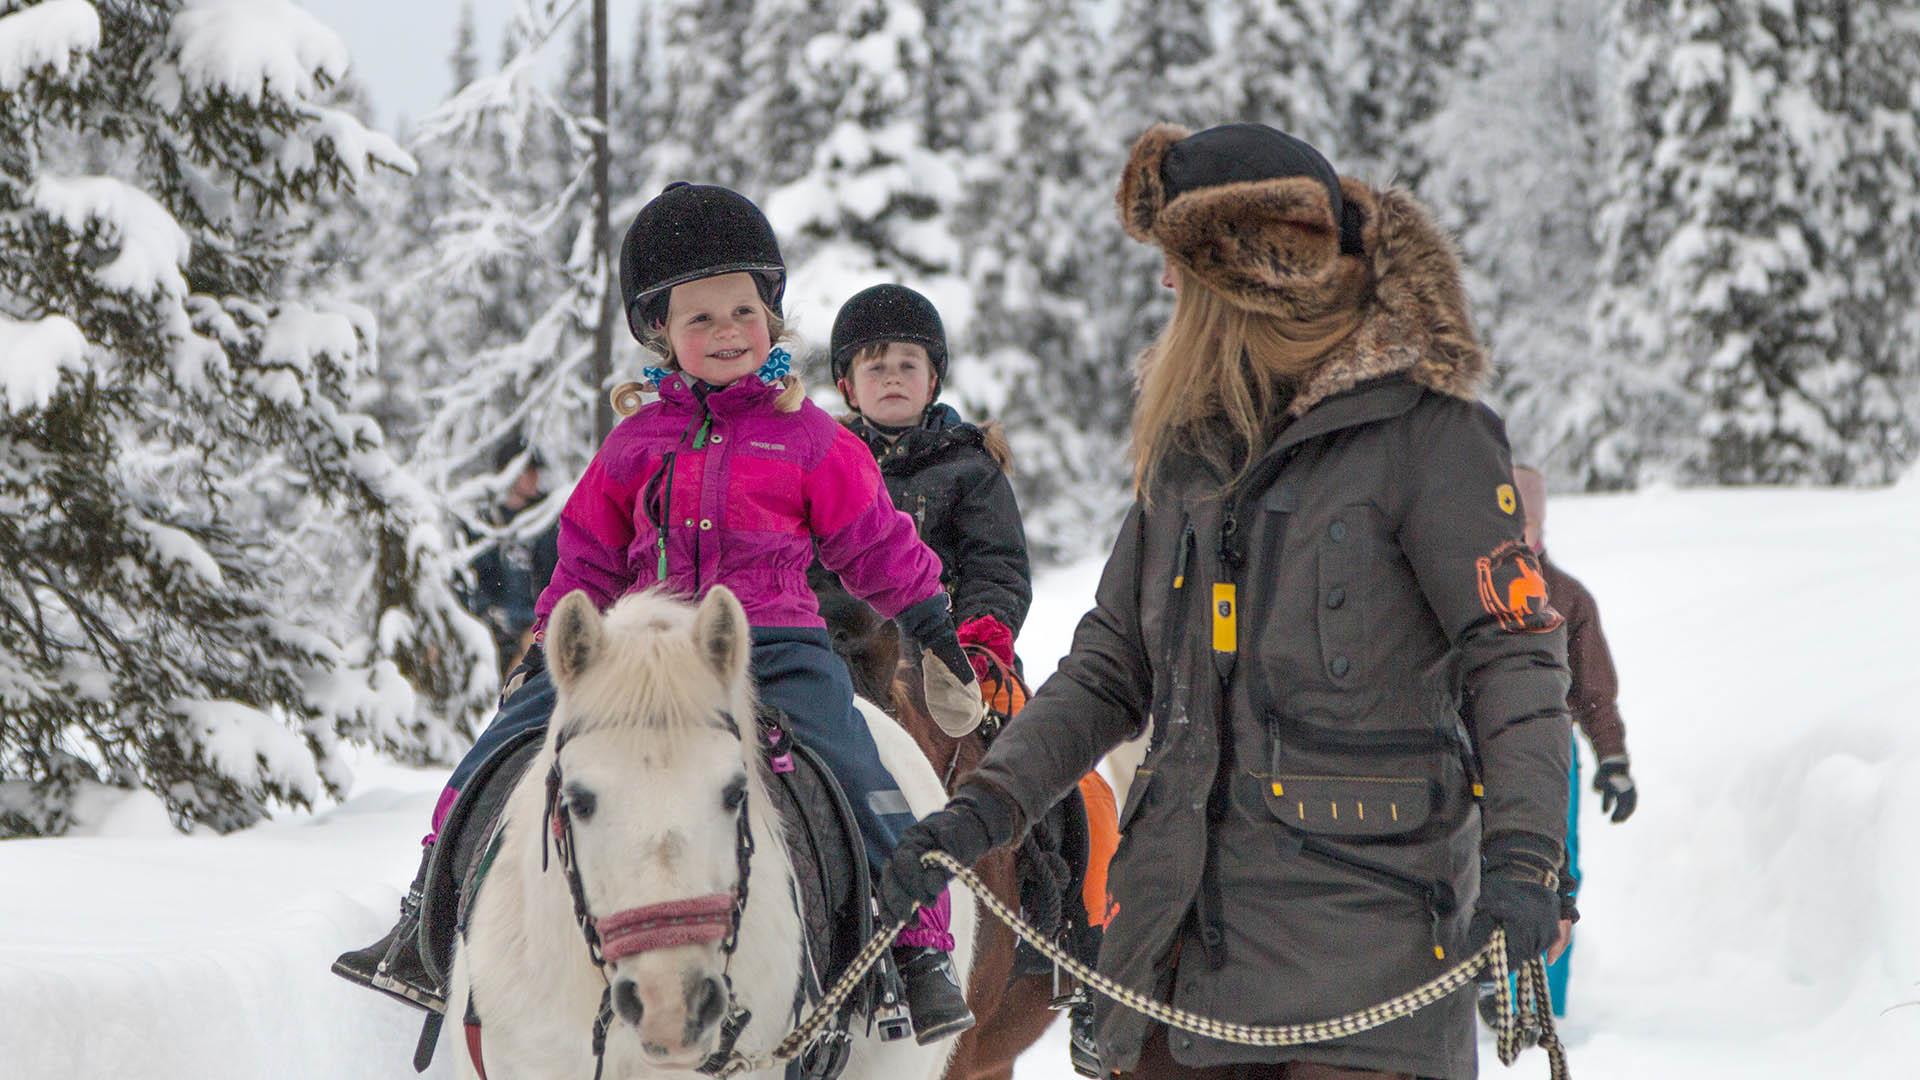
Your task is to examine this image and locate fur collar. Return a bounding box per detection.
[1117,123,1487,419]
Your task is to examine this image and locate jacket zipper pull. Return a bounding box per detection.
[1427,893,1447,961]
[692,412,713,450]
[655,451,676,581]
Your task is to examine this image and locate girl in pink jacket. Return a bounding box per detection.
[336,184,983,1041]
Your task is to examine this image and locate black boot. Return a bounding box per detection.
[332,846,446,1014]
[892,947,974,1045]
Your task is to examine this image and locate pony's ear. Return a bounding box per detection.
[547,591,604,690]
[693,585,750,688]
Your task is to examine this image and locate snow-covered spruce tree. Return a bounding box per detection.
[1326,0,1480,182]
[689,0,835,200]
[1591,0,1868,485]
[1229,0,1341,148]
[396,1,616,586]
[0,0,485,835]
[765,0,973,365]
[955,0,1117,560]
[1417,0,1617,485]
[1821,0,1920,480]
[650,0,755,191]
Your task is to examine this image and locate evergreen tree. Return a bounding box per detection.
[1418,0,1616,485]
[1231,0,1340,146]
[765,0,972,359]
[733,0,837,194]
[1328,0,1480,180]
[1821,0,1920,480]
[0,0,483,835]
[959,0,1115,558]
[651,0,756,190]
[1591,0,1868,484]
[400,0,611,515]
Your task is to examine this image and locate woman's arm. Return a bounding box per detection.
[1396,399,1572,853]
[968,504,1151,830]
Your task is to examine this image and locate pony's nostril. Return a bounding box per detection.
[689,975,725,1031]
[613,978,645,1027]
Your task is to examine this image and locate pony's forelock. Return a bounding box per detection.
[551,591,756,752]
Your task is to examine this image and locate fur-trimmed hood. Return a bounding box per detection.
[1117,122,1488,418]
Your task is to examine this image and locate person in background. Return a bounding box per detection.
[828,283,1120,1071]
[461,435,560,679]
[1491,463,1638,1019]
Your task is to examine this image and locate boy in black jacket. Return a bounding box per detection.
[829,285,1032,674]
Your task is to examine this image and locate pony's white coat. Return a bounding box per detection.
[445,589,974,1080]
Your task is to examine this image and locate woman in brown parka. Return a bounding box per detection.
[878,123,1576,1080]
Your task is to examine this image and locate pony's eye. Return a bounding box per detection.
[722,775,747,812]
[565,782,597,821]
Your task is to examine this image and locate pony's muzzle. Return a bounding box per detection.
[618,970,729,1063]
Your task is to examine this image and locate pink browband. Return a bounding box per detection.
[595,892,738,964]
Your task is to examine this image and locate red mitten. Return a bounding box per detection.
[956,615,1015,681]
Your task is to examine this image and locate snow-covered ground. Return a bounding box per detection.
[5,478,1919,1078]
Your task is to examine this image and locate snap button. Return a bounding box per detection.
[683,518,694,527]
[1177,1035,1194,1051]
[1330,656,1351,678]
[709,433,723,443]
[1329,521,1348,542]
[699,519,713,530]
[1326,587,1346,609]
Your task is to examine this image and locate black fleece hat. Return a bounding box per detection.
[829,284,949,383]
[618,183,785,340]
[1161,123,1364,256]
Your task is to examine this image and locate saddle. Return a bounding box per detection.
[419,725,545,987]
[412,708,880,1065]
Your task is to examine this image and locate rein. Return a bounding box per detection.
[534,721,758,1080]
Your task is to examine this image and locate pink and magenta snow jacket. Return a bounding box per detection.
[533,370,944,634]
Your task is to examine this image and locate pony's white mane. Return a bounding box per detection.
[553,589,757,749]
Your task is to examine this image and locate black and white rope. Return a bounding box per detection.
[703,851,1569,1078]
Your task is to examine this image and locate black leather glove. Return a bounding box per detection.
[1593,755,1637,822]
[500,644,545,704]
[878,784,1020,926]
[1469,834,1563,963]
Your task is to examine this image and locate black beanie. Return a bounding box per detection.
[618,183,785,341]
[1161,124,1364,256]
[829,284,949,383]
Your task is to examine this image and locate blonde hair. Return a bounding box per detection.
[610,307,805,417]
[1132,263,1362,496]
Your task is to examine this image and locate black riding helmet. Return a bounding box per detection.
[618,183,785,341]
[829,284,949,385]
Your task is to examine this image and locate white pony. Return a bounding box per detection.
[445,586,976,1079]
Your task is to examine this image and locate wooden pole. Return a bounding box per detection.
[591,0,615,443]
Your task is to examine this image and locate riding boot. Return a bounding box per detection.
[331,845,446,1014]
[892,946,974,1045]
[1066,924,1103,1077]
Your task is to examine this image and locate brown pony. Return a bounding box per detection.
[815,579,1061,1080]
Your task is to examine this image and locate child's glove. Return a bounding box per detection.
[1592,755,1637,822]
[922,648,987,737]
[897,595,989,737]
[956,615,1015,682]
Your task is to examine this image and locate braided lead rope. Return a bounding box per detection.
[704,852,1569,1079]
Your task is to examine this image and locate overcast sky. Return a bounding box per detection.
[304,0,645,131]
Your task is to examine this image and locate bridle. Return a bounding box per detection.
[542,721,758,1079]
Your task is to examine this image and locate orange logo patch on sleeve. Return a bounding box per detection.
[1475,540,1564,633]
[1497,483,1518,515]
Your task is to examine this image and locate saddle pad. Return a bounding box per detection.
[419,728,545,985]
[757,707,870,1008]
